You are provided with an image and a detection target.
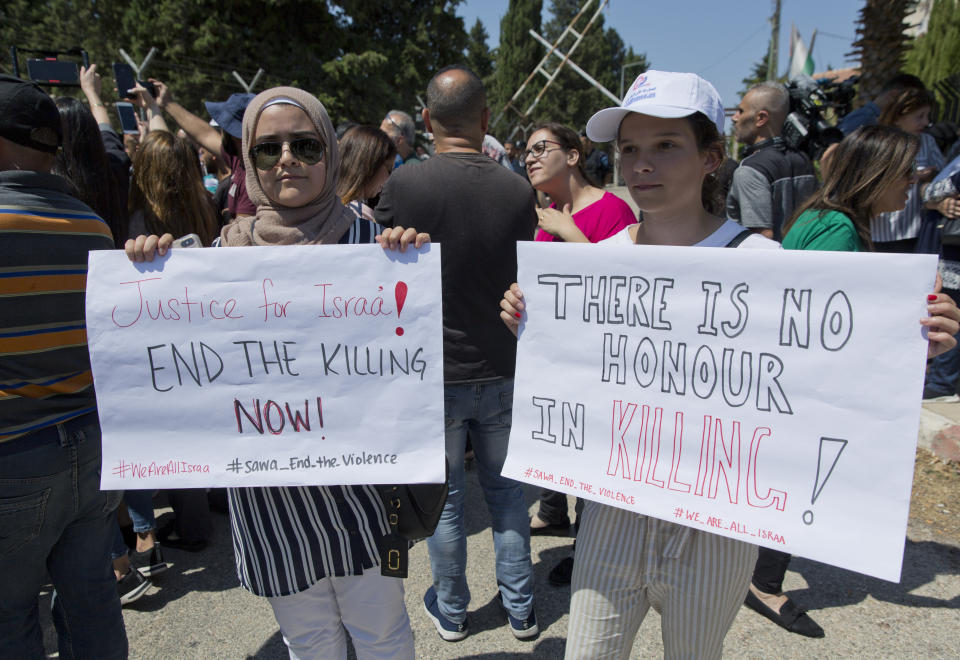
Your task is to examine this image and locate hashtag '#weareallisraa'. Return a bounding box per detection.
[673,507,683,518]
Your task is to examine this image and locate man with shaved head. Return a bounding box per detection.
[728,81,824,638]
[375,65,539,642]
[727,81,817,240]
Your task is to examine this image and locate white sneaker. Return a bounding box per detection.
[923,393,960,403]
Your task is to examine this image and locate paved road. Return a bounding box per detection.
[40,473,959,659]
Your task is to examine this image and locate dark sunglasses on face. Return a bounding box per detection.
[523,139,564,160]
[250,138,325,170]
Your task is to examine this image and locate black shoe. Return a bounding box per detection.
[745,590,825,638]
[117,567,151,606]
[131,543,170,577]
[157,523,207,552]
[529,515,571,537]
[548,556,574,586]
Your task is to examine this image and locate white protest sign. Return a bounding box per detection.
[502,242,937,582]
[87,244,444,489]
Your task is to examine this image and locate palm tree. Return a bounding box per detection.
[849,0,917,104]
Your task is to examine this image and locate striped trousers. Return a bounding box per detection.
[565,501,757,660]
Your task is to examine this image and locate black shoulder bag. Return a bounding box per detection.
[375,459,449,578]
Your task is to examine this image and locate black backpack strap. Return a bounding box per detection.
[725,228,753,248]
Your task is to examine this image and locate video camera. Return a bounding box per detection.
[782,75,856,160]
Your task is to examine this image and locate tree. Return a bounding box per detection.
[493,0,543,126]
[850,0,917,104]
[1,0,470,127]
[530,0,648,131]
[740,48,774,96]
[905,0,960,88]
[334,0,468,122]
[466,18,494,81]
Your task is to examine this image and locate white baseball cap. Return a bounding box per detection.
[586,70,725,142]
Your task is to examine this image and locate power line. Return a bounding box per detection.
[698,22,769,75]
[817,31,854,42]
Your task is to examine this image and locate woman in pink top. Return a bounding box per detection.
[525,122,635,243]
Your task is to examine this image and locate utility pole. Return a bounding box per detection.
[766,0,781,81]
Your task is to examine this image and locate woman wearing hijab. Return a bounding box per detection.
[127,87,426,660]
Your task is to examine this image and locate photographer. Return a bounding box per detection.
[727,82,818,241]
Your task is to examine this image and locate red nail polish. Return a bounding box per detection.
[515,313,522,318]
[928,294,938,301]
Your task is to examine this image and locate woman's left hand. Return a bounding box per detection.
[924,274,960,359]
[376,226,430,252]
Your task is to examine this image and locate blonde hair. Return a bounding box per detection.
[129,131,218,245]
[336,125,396,204]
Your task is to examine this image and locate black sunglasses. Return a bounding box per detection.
[249,138,325,170]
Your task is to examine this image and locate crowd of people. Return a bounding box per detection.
[2,53,960,660]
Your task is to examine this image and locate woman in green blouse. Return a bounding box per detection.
[782,124,918,251]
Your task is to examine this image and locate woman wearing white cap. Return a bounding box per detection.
[502,71,960,658]
[501,70,775,658]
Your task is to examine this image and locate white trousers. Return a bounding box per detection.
[565,501,757,660]
[267,566,414,660]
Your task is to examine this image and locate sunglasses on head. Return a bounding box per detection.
[249,138,325,170]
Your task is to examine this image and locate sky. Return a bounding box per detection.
[458,0,863,129]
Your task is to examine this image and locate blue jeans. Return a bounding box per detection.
[426,378,534,623]
[110,489,157,560]
[0,412,128,659]
[925,287,960,397]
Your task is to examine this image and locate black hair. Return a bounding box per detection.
[685,112,727,216]
[426,65,485,131]
[52,97,127,246]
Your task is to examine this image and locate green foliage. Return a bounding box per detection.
[1,0,468,128]
[905,0,960,90]
[530,0,647,133]
[466,18,494,80]
[489,0,647,138]
[740,47,774,96]
[493,0,544,120]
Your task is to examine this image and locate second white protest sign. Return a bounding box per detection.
[502,242,936,582]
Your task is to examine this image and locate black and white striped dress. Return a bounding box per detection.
[228,214,389,597]
[871,132,945,243]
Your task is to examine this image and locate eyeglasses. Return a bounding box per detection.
[249,138,325,170]
[524,139,565,160]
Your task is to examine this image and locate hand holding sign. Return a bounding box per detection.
[87,244,444,489]
[503,242,936,582]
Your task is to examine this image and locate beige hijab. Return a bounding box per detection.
[220,87,354,246]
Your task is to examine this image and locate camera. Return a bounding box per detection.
[782,76,854,159]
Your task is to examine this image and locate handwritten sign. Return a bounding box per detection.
[502,242,937,582]
[87,244,444,489]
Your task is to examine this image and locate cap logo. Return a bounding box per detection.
[630,75,649,93]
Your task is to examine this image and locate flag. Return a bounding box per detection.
[788,23,817,79]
